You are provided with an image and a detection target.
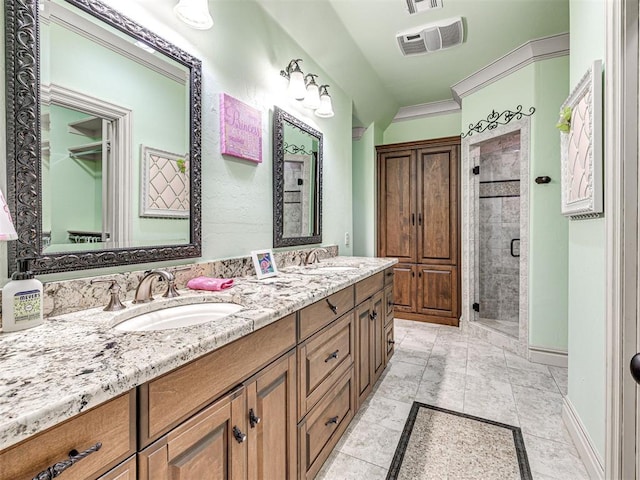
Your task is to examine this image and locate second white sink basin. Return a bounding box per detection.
[114,302,243,332]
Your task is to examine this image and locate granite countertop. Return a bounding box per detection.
[0,256,396,451]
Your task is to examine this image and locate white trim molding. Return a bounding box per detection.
[528,346,568,368]
[451,33,569,103]
[392,99,461,122]
[352,126,368,140]
[563,397,605,480]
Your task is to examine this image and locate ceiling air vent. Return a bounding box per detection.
[396,17,464,56]
[405,0,443,15]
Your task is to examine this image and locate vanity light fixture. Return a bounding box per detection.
[0,188,17,241]
[174,0,213,30]
[302,74,321,110]
[315,85,335,118]
[280,59,306,101]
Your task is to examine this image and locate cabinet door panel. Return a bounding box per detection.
[378,150,416,262]
[385,323,395,366]
[392,264,415,313]
[247,352,296,480]
[417,146,458,265]
[371,291,385,384]
[139,388,246,480]
[355,302,372,404]
[384,284,394,327]
[417,265,458,318]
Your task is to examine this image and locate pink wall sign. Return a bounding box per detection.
[220,94,263,163]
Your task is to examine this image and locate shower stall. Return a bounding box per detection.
[462,120,530,355]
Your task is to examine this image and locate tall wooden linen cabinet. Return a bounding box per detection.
[376,137,461,326]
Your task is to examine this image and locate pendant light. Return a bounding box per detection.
[315,85,334,118]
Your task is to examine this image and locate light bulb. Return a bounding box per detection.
[174,0,213,30]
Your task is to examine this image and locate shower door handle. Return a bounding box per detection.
[510,238,520,258]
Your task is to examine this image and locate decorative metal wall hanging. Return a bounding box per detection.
[283,143,314,155]
[461,105,535,138]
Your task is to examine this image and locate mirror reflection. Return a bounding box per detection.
[40,0,190,253]
[273,107,322,247]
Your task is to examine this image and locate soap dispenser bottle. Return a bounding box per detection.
[2,258,44,332]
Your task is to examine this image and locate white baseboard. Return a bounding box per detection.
[528,346,568,367]
[562,397,604,479]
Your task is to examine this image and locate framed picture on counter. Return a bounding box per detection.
[251,249,278,279]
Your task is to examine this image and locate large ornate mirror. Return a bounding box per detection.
[5,0,202,274]
[272,107,322,247]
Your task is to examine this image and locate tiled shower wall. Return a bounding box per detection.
[478,132,521,324]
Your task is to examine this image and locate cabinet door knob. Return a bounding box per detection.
[370,311,378,321]
[32,442,102,480]
[249,408,261,428]
[325,298,338,315]
[325,416,339,426]
[324,350,339,362]
[233,426,247,443]
[388,339,396,345]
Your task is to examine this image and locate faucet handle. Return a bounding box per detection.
[90,279,126,312]
[162,277,180,299]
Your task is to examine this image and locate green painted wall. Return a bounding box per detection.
[383,112,462,145]
[566,0,606,461]
[462,58,570,352]
[352,125,376,257]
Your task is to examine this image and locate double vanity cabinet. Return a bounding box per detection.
[0,264,395,480]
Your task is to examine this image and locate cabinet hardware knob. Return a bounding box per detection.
[249,409,261,428]
[324,350,339,362]
[325,416,339,426]
[32,442,102,480]
[388,301,394,308]
[535,175,551,184]
[388,339,396,345]
[411,213,415,226]
[386,271,393,277]
[370,311,378,321]
[233,426,247,443]
[418,213,422,225]
[325,298,338,315]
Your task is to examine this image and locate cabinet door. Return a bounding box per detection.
[385,323,395,366]
[378,149,416,262]
[392,263,416,313]
[355,301,373,406]
[138,388,247,480]
[98,456,136,480]
[384,284,394,327]
[246,351,297,480]
[416,264,458,319]
[371,291,385,385]
[417,146,458,265]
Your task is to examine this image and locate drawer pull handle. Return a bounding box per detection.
[325,298,338,315]
[233,426,247,443]
[32,442,102,480]
[324,350,340,362]
[249,408,261,428]
[325,416,339,426]
[386,271,393,277]
[370,311,378,321]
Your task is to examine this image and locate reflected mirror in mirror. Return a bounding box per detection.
[5,0,202,274]
[273,107,322,247]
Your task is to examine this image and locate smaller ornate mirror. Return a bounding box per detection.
[272,107,323,247]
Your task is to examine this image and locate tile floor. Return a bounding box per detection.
[316,319,589,480]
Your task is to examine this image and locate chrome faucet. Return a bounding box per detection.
[304,247,328,266]
[133,269,179,304]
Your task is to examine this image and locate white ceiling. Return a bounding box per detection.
[259,0,570,126]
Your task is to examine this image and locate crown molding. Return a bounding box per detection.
[352,126,369,140]
[451,32,569,103]
[392,99,461,123]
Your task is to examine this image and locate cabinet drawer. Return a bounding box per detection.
[355,272,383,305]
[140,314,296,447]
[298,368,356,480]
[0,392,136,480]
[298,286,354,340]
[384,267,394,286]
[297,312,354,420]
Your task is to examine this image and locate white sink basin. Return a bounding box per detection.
[114,302,243,332]
[303,266,359,274]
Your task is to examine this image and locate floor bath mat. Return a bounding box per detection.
[387,402,532,480]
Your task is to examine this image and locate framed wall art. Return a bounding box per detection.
[220,94,263,163]
[559,59,603,219]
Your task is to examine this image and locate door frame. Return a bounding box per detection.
[604,0,639,477]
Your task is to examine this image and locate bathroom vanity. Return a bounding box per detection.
[0,257,396,480]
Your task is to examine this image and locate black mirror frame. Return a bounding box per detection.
[4,0,202,274]
[272,106,323,248]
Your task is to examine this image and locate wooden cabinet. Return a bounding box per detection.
[245,352,297,480]
[98,456,136,480]
[377,137,460,326]
[0,392,136,480]
[138,388,247,480]
[355,290,384,407]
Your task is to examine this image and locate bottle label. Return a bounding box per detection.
[13,289,41,324]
